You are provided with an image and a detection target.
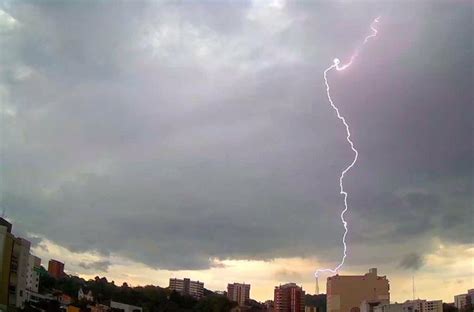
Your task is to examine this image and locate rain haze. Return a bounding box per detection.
[0,0,472,303]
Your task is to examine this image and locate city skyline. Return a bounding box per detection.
[11,233,470,303]
[1,0,472,307]
[1,216,472,310]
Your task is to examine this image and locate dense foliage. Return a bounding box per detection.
[304,294,327,312]
[37,270,237,312]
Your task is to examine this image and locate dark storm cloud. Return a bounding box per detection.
[13,227,43,248]
[78,260,112,273]
[1,0,472,271]
[399,253,424,271]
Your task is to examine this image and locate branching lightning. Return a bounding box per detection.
[315,17,380,279]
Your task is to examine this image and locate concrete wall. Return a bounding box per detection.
[327,269,390,312]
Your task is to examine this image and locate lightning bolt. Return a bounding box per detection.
[315,17,380,279]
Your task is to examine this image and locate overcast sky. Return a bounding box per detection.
[1,0,472,302]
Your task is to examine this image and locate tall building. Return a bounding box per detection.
[48,259,65,279]
[327,268,390,312]
[455,290,474,310]
[0,218,14,311]
[274,283,305,312]
[227,283,250,306]
[468,289,474,301]
[468,289,474,308]
[402,300,443,312]
[169,278,204,299]
[9,237,31,308]
[26,255,41,293]
[454,294,468,310]
[0,218,41,310]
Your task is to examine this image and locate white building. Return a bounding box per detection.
[169,278,204,299]
[402,300,443,312]
[25,292,54,304]
[110,301,142,312]
[454,294,467,310]
[26,255,41,293]
[374,303,403,312]
[10,237,31,308]
[78,288,94,302]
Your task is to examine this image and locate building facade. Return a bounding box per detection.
[468,289,474,303]
[227,283,251,306]
[169,278,204,299]
[48,259,65,279]
[455,294,467,310]
[9,237,31,308]
[455,290,474,310]
[78,288,94,301]
[360,300,390,312]
[373,303,403,312]
[110,301,142,312]
[0,218,14,311]
[26,255,41,293]
[0,218,42,311]
[274,283,305,312]
[326,268,390,312]
[402,300,443,312]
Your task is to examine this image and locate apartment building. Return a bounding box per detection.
[169,278,204,299]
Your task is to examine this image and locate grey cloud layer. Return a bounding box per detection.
[399,253,424,271]
[1,1,472,271]
[78,260,112,273]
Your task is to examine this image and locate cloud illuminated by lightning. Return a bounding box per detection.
[315,17,380,278]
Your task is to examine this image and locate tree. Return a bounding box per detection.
[39,273,56,293]
[194,295,236,312]
[443,303,459,312]
[36,273,238,312]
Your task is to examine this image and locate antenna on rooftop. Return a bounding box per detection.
[412,275,416,300]
[315,276,319,295]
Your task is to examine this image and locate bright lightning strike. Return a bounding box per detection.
[315,17,380,279]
